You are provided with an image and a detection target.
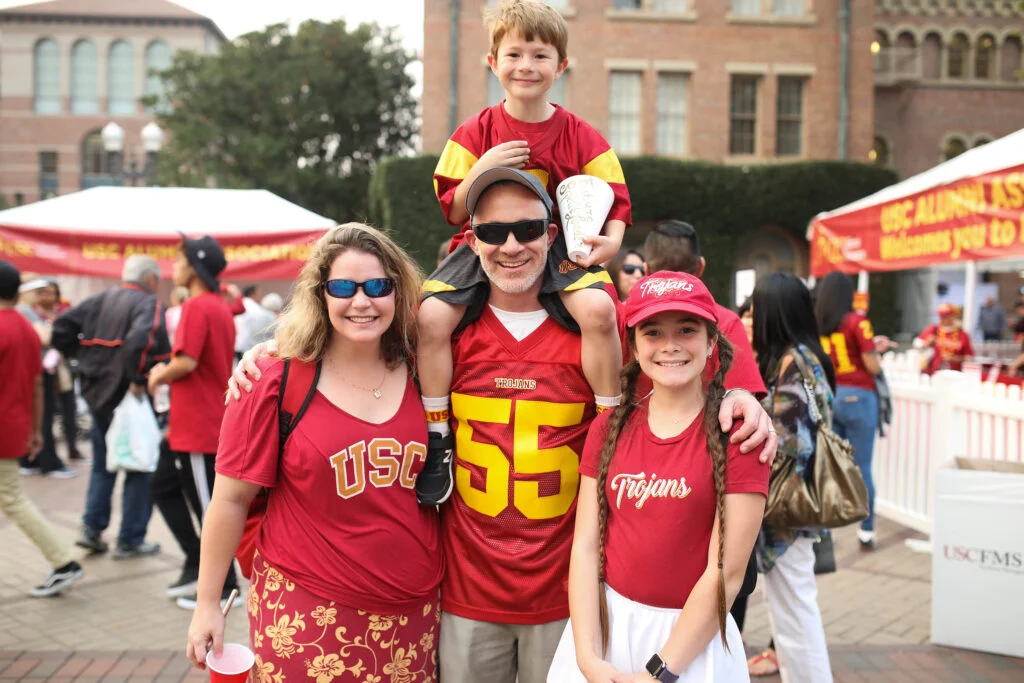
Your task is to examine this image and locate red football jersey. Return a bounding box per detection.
[821,313,876,391]
[442,307,596,624]
[917,324,974,374]
[435,104,632,250]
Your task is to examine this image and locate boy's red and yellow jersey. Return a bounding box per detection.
[442,307,596,624]
[434,104,632,246]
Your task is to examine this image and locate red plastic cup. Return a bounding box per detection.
[206,643,254,683]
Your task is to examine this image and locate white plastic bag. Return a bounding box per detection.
[105,392,161,473]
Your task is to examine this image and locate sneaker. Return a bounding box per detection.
[857,528,877,551]
[167,566,200,598]
[30,561,84,597]
[176,588,244,612]
[75,527,108,554]
[112,541,161,560]
[45,467,78,479]
[416,431,455,506]
[19,467,40,476]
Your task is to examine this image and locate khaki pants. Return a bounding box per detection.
[439,612,567,683]
[0,459,73,568]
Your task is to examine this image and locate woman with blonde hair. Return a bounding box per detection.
[186,223,443,681]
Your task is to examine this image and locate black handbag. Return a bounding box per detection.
[813,533,837,575]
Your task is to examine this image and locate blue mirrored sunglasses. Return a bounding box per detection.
[324,278,395,299]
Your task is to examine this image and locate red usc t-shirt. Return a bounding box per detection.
[169,292,235,453]
[216,359,443,612]
[0,310,42,459]
[917,324,974,374]
[443,307,596,624]
[580,408,768,609]
[435,104,632,250]
[821,313,876,391]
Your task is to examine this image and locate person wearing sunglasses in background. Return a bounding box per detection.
[189,224,442,680]
[148,235,242,610]
[607,248,646,302]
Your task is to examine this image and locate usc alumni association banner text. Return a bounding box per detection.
[0,226,324,280]
[810,164,1024,277]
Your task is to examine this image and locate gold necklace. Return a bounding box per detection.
[328,356,387,399]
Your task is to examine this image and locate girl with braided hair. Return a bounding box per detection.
[547,271,769,683]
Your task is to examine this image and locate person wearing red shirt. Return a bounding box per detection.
[415,0,634,509]
[815,272,882,549]
[641,220,767,400]
[547,271,768,682]
[914,303,974,374]
[0,260,83,597]
[186,224,442,681]
[148,235,239,609]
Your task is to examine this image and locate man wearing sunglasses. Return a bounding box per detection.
[431,168,778,683]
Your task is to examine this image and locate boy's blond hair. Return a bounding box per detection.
[486,0,569,63]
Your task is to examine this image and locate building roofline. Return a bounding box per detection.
[0,1,228,43]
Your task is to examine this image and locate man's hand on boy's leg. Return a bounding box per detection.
[477,140,531,171]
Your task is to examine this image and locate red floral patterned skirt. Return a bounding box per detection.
[248,550,439,682]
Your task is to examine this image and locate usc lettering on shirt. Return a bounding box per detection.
[330,438,427,498]
[611,471,693,510]
[580,408,768,609]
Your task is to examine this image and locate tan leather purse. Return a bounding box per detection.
[764,350,869,530]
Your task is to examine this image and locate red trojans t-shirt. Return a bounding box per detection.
[917,324,974,374]
[821,312,876,391]
[216,358,443,613]
[443,307,596,624]
[580,408,769,609]
[0,310,42,459]
[169,292,235,453]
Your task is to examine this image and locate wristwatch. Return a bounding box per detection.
[645,653,679,682]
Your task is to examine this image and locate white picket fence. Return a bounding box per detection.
[873,352,1024,535]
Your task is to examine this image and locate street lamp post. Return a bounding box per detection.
[101,121,164,186]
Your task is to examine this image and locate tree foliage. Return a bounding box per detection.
[144,20,418,222]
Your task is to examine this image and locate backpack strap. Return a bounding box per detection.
[277,358,322,452]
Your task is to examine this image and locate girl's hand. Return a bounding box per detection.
[225,340,278,402]
[580,657,622,683]
[185,601,226,669]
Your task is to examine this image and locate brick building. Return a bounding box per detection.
[0,0,224,206]
[872,0,1024,180]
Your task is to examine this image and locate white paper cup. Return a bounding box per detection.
[556,175,615,263]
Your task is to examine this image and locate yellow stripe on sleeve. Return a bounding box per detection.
[434,140,479,183]
[422,279,458,294]
[582,149,626,185]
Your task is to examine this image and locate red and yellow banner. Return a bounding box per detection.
[810,165,1024,277]
[0,226,325,280]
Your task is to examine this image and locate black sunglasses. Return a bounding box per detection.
[621,264,644,276]
[324,278,395,299]
[472,219,548,246]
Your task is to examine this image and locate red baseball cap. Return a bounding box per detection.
[937,302,956,317]
[625,271,718,328]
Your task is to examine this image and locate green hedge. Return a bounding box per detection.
[368,156,899,330]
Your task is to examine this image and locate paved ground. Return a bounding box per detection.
[2,446,1022,681]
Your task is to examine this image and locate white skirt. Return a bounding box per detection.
[546,584,749,683]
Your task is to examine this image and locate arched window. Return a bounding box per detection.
[943,136,967,161]
[108,40,135,115]
[974,136,993,149]
[80,130,112,188]
[896,31,918,76]
[870,136,890,166]
[872,30,891,74]
[145,40,172,113]
[975,34,995,79]
[922,32,942,79]
[33,39,60,114]
[70,40,99,114]
[947,33,969,79]
[1001,36,1023,82]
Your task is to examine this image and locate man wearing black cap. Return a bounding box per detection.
[148,234,241,610]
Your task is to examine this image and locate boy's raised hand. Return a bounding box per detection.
[575,219,626,269]
[477,140,530,170]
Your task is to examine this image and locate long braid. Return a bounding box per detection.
[596,357,642,654]
[703,332,734,650]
